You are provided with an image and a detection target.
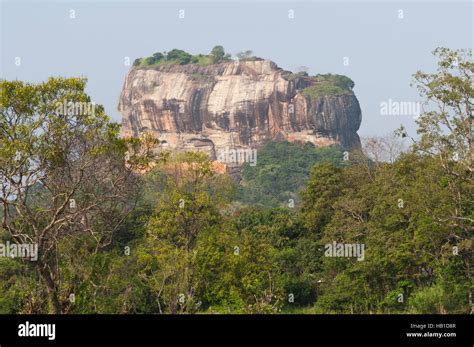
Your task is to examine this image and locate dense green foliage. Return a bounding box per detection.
[237,141,346,207]
[304,156,471,313]
[0,77,152,313]
[301,74,355,99]
[0,48,471,314]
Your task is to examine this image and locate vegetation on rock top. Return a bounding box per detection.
[300,74,355,99]
[133,46,233,67]
[134,46,355,98]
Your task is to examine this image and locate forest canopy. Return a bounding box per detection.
[0,47,472,314]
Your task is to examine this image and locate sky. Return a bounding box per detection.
[1,0,472,138]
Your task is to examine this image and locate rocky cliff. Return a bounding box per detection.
[118,58,362,160]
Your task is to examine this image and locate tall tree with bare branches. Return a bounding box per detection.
[0,78,141,313]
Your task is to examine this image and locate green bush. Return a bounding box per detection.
[408,285,445,313]
[301,74,355,99]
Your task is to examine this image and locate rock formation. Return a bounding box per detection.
[118,57,362,161]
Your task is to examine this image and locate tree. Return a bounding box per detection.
[0,77,141,313]
[410,48,473,312]
[236,50,254,61]
[133,58,142,67]
[209,45,227,64]
[299,162,345,233]
[296,66,309,75]
[139,152,233,313]
[412,48,473,172]
[152,52,164,62]
[410,48,473,242]
[361,134,407,164]
[166,49,192,65]
[144,56,155,65]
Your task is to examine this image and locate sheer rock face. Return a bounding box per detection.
[118,59,362,159]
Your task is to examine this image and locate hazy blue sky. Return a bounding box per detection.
[1,0,472,137]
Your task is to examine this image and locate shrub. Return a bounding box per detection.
[301,74,355,99]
